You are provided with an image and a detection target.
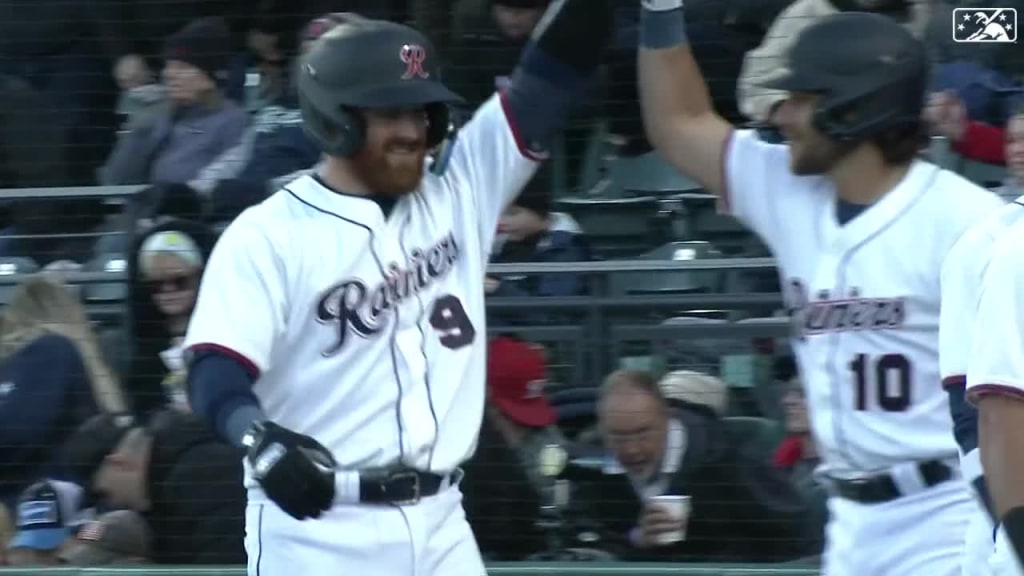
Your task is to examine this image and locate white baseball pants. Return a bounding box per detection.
[244,483,486,576]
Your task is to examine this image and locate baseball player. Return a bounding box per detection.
[637,2,1004,575]
[966,216,1024,569]
[181,5,609,575]
[939,194,1024,576]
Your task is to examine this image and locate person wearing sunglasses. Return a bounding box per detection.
[125,218,215,419]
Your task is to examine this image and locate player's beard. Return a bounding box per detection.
[351,139,427,198]
[790,137,852,176]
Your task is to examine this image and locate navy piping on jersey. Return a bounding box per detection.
[398,194,441,469]
[828,168,940,471]
[283,185,409,463]
[312,174,397,217]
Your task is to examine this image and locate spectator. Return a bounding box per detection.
[0,73,106,265]
[89,410,246,564]
[448,0,599,189]
[738,0,932,124]
[1005,104,1024,198]
[487,176,591,300]
[926,90,1009,166]
[571,370,810,562]
[0,0,120,185]
[99,17,249,188]
[62,413,138,496]
[773,376,827,556]
[186,12,351,223]
[111,1,249,104]
[124,220,216,417]
[411,0,461,53]
[6,480,86,566]
[449,0,551,108]
[463,336,570,559]
[0,276,127,506]
[58,510,153,566]
[658,370,729,417]
[0,74,69,188]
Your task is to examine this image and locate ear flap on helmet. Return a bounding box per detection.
[299,98,365,157]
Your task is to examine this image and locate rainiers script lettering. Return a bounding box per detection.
[786,278,907,339]
[315,232,460,355]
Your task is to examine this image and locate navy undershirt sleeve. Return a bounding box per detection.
[187,350,266,447]
[501,44,593,156]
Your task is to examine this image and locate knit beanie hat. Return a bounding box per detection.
[163,17,231,84]
[513,176,551,217]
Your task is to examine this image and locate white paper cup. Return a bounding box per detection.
[650,495,691,544]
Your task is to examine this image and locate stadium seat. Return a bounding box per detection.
[608,241,723,297]
[554,195,662,257]
[0,256,39,304]
[550,387,599,439]
[605,151,703,197]
[549,387,599,407]
[82,253,128,303]
[959,158,1007,188]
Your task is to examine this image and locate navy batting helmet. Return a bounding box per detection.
[296,17,464,157]
[765,12,928,142]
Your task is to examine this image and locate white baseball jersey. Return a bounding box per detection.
[968,197,1024,402]
[939,196,1019,477]
[721,129,1004,475]
[183,93,540,490]
[940,198,1020,392]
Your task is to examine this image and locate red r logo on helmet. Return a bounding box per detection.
[400,44,429,80]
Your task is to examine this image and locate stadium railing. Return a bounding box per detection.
[0,562,821,575]
[0,257,787,386]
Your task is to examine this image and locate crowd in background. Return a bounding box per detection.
[0,0,1020,568]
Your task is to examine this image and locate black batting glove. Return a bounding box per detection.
[243,421,337,520]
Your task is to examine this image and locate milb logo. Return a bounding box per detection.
[952,7,1017,42]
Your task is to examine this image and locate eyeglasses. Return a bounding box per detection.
[145,274,195,294]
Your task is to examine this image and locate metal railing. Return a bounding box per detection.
[0,562,821,575]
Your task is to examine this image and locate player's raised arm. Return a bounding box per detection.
[443,0,612,245]
[637,0,734,197]
[967,231,1024,563]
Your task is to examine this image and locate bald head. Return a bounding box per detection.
[598,370,665,410]
[597,370,669,481]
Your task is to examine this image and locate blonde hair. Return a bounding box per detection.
[0,275,127,412]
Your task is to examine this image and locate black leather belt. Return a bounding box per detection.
[358,468,459,506]
[828,460,953,504]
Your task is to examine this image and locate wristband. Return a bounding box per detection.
[640,2,688,49]
[642,0,683,10]
[1001,506,1024,562]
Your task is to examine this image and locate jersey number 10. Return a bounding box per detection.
[849,353,911,412]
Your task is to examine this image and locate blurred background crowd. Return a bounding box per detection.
[0,0,1020,569]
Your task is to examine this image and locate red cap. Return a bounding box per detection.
[487,337,556,427]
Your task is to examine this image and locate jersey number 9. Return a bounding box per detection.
[849,353,911,412]
[430,294,477,350]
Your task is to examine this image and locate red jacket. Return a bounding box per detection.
[952,121,1007,165]
[773,435,805,469]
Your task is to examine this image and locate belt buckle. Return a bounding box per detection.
[388,471,421,506]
